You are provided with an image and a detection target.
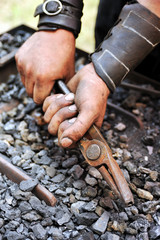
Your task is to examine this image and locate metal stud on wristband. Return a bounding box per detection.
[34,0,83,38]
[91,2,160,92]
[43,0,63,16]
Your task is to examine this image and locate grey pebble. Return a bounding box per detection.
[101,232,120,240]
[32,223,47,240]
[62,156,78,168]
[19,179,38,192]
[92,211,110,234]
[149,226,160,240]
[0,140,8,153]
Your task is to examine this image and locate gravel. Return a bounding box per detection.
[0,29,160,239]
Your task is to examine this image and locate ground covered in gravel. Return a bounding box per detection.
[0,65,160,239]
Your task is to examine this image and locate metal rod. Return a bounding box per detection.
[0,154,57,206]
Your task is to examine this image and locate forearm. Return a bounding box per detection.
[138,0,160,17]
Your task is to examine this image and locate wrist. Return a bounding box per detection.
[85,63,111,96]
[34,0,84,38]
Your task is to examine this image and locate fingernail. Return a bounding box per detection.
[61,138,73,148]
[65,93,74,101]
[68,117,77,124]
[68,104,77,112]
[56,94,64,99]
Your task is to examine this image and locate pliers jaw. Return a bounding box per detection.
[79,125,134,205]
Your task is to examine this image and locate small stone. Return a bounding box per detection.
[0,140,8,153]
[136,188,153,200]
[17,121,27,131]
[125,206,139,217]
[82,199,98,212]
[132,177,144,188]
[4,231,25,240]
[95,206,104,216]
[0,218,4,228]
[149,225,160,239]
[76,212,98,226]
[99,197,113,209]
[125,227,138,235]
[19,201,32,212]
[57,213,71,225]
[85,174,97,186]
[122,149,132,162]
[119,134,128,143]
[33,155,52,165]
[68,165,84,179]
[141,200,160,213]
[46,166,56,178]
[49,227,63,240]
[88,167,103,179]
[21,149,35,160]
[22,211,42,222]
[55,189,67,197]
[71,201,85,215]
[11,155,21,165]
[125,235,136,240]
[32,224,47,240]
[111,221,127,233]
[129,218,150,232]
[121,169,130,182]
[114,123,126,131]
[142,135,154,146]
[119,212,129,221]
[62,156,78,168]
[19,179,38,192]
[149,171,158,181]
[101,232,120,240]
[92,211,110,234]
[72,180,86,190]
[147,146,153,155]
[138,232,149,240]
[144,181,160,191]
[0,134,14,144]
[82,186,97,198]
[52,174,65,183]
[123,161,137,174]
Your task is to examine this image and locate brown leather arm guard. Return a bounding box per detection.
[91,1,160,92]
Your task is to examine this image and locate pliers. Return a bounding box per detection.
[57,80,134,205]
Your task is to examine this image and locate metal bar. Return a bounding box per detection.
[0,154,57,206]
[0,49,18,67]
[128,71,160,88]
[120,82,160,97]
[107,101,144,129]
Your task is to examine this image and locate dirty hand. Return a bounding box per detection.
[43,63,110,148]
[15,29,75,104]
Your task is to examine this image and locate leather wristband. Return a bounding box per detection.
[34,0,83,38]
[91,1,160,92]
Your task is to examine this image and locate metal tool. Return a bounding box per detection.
[57,80,134,205]
[0,153,57,206]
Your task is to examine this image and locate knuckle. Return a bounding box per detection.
[25,66,33,78]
